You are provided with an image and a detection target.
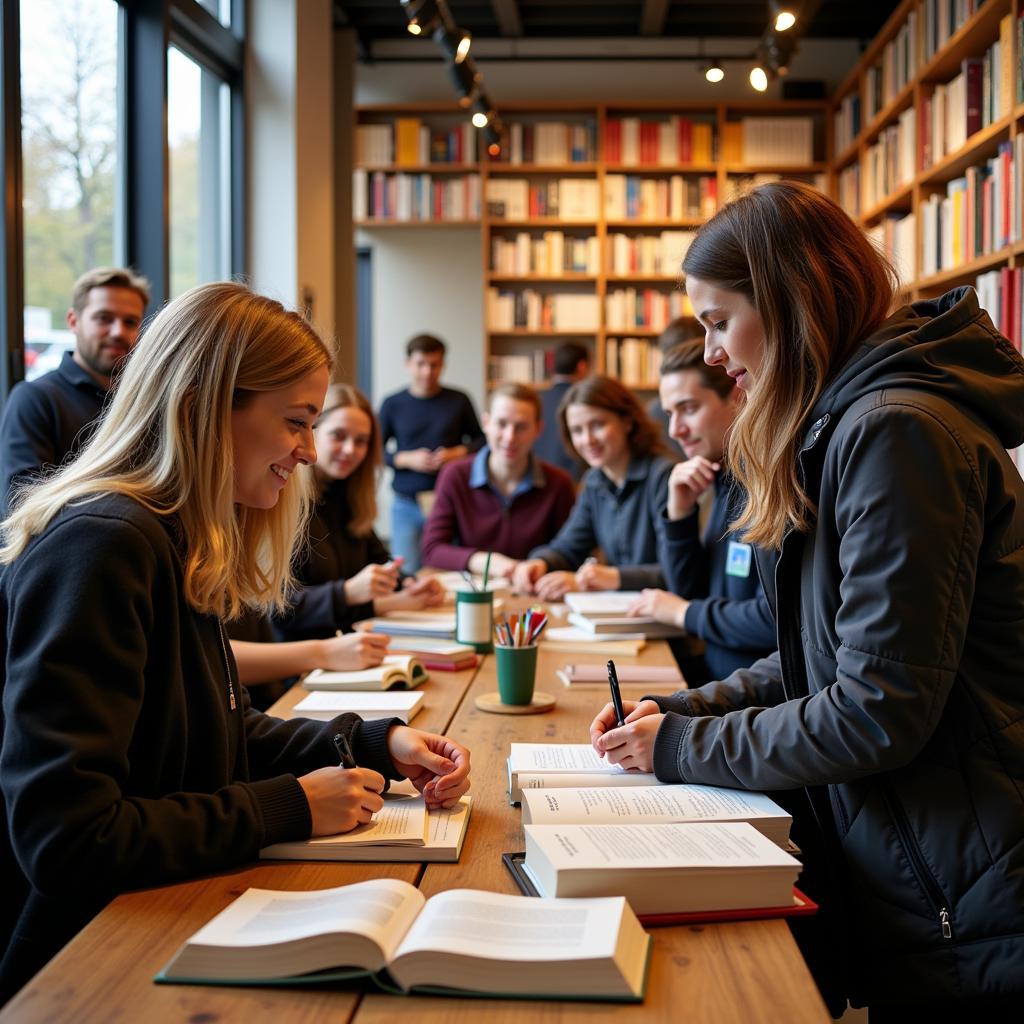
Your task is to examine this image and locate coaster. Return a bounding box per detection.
[474,691,556,715]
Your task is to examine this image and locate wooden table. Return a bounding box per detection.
[0,628,829,1023]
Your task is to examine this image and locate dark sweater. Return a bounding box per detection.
[0,493,400,1001]
[528,454,673,590]
[661,470,776,681]
[534,380,584,481]
[421,449,577,570]
[378,386,484,496]
[0,353,107,516]
[274,477,396,642]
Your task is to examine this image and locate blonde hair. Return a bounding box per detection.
[682,181,897,548]
[315,383,381,538]
[1,281,333,618]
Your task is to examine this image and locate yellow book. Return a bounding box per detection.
[693,122,714,163]
[395,118,421,166]
[720,122,743,163]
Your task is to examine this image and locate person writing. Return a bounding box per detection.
[627,339,776,683]
[420,383,576,578]
[589,181,1024,1019]
[0,283,470,1004]
[272,383,443,644]
[512,376,673,600]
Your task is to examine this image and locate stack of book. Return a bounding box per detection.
[564,591,685,638]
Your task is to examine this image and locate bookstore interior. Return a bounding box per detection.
[2,1,1023,1022]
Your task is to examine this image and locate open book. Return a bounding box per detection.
[521,785,791,847]
[293,690,425,723]
[303,655,428,691]
[508,743,658,804]
[156,879,651,1001]
[260,793,471,863]
[556,663,683,689]
[522,821,802,915]
[385,637,478,671]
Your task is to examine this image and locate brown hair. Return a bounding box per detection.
[558,375,668,461]
[487,381,542,421]
[406,333,446,357]
[655,316,702,353]
[71,266,151,314]
[315,383,381,538]
[659,338,734,399]
[682,180,897,547]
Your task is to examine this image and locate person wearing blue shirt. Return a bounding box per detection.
[377,334,484,572]
[534,341,588,481]
[627,339,776,683]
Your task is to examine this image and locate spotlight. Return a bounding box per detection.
[401,0,440,36]
[434,24,472,63]
[749,65,769,91]
[449,55,481,107]
[471,94,494,128]
[704,62,725,84]
[483,122,503,157]
[769,1,797,32]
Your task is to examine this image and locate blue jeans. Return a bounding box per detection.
[390,492,426,573]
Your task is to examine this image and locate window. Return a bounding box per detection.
[168,45,232,298]
[197,0,232,29]
[20,0,121,381]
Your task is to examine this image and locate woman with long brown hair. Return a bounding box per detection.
[512,374,673,600]
[590,181,1024,1018]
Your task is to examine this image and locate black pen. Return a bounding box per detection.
[607,659,626,727]
[332,732,356,769]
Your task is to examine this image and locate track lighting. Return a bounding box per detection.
[749,65,769,91]
[770,2,797,32]
[449,55,481,107]
[401,0,441,36]
[434,24,472,63]
[704,62,725,83]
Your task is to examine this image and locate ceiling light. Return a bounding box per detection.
[770,2,797,32]
[449,55,481,106]
[704,62,725,84]
[471,94,494,128]
[434,24,472,63]
[472,109,492,128]
[750,65,769,92]
[401,0,440,36]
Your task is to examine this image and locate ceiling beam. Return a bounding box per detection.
[490,0,523,37]
[640,0,670,37]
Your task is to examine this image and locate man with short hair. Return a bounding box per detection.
[0,267,150,514]
[534,340,589,481]
[378,334,484,572]
[421,383,577,577]
[628,338,776,683]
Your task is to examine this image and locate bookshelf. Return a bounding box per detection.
[355,100,828,391]
[829,0,1024,342]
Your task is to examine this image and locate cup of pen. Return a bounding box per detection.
[455,589,494,653]
[495,642,539,705]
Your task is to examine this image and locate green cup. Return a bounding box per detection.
[495,644,539,705]
[455,589,493,653]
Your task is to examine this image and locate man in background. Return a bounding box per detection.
[0,266,150,514]
[378,333,484,572]
[646,316,703,458]
[534,340,589,481]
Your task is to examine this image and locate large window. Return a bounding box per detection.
[19,0,121,380]
[168,45,231,298]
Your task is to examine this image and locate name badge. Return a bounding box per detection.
[725,541,753,578]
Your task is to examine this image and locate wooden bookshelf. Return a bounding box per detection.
[829,0,1024,300]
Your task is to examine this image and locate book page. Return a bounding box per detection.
[185,878,424,963]
[299,795,427,848]
[522,785,785,826]
[509,743,637,774]
[393,889,622,962]
[527,822,799,870]
[294,691,423,715]
[424,797,471,848]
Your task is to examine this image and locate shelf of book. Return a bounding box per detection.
[487,273,598,282]
[355,220,481,229]
[914,243,1016,292]
[917,113,1013,187]
[859,182,915,226]
[486,163,599,174]
[918,0,1012,84]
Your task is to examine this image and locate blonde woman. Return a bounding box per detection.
[273,383,443,644]
[590,182,1024,1017]
[0,283,470,1004]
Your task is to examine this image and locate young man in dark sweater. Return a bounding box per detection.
[378,334,484,572]
[534,340,589,481]
[628,339,776,683]
[421,383,576,575]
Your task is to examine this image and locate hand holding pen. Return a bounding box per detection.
[296,732,385,836]
[588,689,666,773]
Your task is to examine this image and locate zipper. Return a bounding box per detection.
[883,786,952,941]
[216,619,238,712]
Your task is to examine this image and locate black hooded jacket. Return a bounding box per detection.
[648,288,1024,1006]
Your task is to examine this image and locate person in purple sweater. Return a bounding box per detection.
[421,383,576,577]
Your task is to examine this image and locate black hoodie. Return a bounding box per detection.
[648,288,1024,1007]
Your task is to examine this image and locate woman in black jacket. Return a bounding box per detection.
[273,382,443,643]
[0,283,470,1005]
[590,182,1024,1019]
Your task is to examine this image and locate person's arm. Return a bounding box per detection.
[273,576,362,639]
[614,459,671,591]
[651,405,983,791]
[528,478,598,571]
[0,384,58,517]
[683,591,777,651]
[230,632,390,685]
[420,463,475,570]
[660,510,710,598]
[378,396,402,470]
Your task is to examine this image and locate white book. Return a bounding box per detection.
[521,785,792,848]
[303,655,429,691]
[507,743,657,804]
[523,822,802,915]
[157,877,650,1000]
[564,591,643,617]
[567,611,684,639]
[293,689,425,723]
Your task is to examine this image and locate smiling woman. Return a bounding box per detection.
[0,282,472,1004]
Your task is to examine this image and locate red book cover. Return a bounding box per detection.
[1010,268,1021,350]
[637,887,819,927]
[963,58,984,138]
[1001,144,1012,248]
[679,119,692,164]
[982,176,992,254]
